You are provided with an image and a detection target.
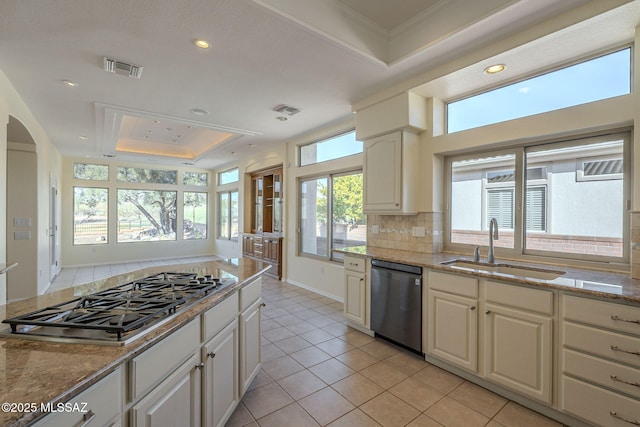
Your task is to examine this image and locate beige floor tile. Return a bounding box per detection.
[224,402,254,427]
[289,345,333,367]
[261,318,281,332]
[359,361,409,389]
[384,351,430,376]
[242,382,294,419]
[261,355,305,380]
[425,396,489,427]
[273,336,312,353]
[486,421,506,427]
[335,349,379,371]
[277,369,327,400]
[493,402,562,427]
[306,314,337,327]
[263,326,296,343]
[449,381,507,418]
[331,373,385,406]
[360,391,421,427]
[322,322,352,337]
[405,414,444,427]
[388,377,444,412]
[299,328,335,345]
[315,337,356,356]
[256,403,320,427]
[261,343,286,362]
[326,409,382,427]
[359,340,399,360]
[247,369,273,392]
[412,365,464,394]
[299,387,355,426]
[308,358,356,384]
[341,330,376,347]
[286,320,320,335]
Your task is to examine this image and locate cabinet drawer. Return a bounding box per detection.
[428,271,478,298]
[202,293,239,342]
[240,277,262,312]
[561,376,640,427]
[486,281,553,315]
[563,294,640,336]
[33,368,122,427]
[129,317,200,401]
[563,349,640,400]
[344,255,366,273]
[563,322,640,369]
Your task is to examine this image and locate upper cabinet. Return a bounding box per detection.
[250,167,283,234]
[363,130,419,214]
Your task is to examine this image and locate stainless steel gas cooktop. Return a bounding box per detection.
[1,272,235,346]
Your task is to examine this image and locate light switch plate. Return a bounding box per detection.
[371,225,379,234]
[14,217,32,227]
[14,231,31,240]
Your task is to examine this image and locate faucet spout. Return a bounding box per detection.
[488,218,499,264]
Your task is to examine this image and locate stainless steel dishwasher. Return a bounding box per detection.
[370,259,423,354]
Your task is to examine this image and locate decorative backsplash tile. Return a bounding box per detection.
[367,212,443,253]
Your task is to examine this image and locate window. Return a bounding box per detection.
[217,191,238,240]
[117,189,177,242]
[184,192,208,239]
[73,163,108,180]
[183,172,208,186]
[299,131,362,166]
[218,168,239,185]
[117,167,177,184]
[73,187,108,245]
[446,132,629,262]
[447,48,631,133]
[299,171,366,260]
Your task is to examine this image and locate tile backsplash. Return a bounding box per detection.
[367,212,443,253]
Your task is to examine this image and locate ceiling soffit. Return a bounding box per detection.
[251,0,520,65]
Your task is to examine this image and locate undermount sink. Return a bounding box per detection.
[441,260,565,280]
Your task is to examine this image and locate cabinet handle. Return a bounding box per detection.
[611,345,640,357]
[470,306,476,311]
[611,375,640,388]
[73,410,95,427]
[485,310,491,315]
[194,362,205,370]
[610,411,640,425]
[207,352,216,359]
[261,302,266,308]
[611,315,640,325]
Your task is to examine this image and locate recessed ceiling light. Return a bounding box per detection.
[194,39,211,49]
[249,144,257,147]
[152,120,160,124]
[190,108,209,116]
[276,116,288,121]
[484,64,506,74]
[231,151,237,155]
[62,80,78,87]
[79,135,88,140]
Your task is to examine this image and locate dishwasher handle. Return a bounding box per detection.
[371,259,422,275]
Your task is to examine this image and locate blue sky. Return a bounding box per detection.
[448,48,631,133]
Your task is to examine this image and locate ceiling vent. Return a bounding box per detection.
[103,57,144,79]
[273,104,301,116]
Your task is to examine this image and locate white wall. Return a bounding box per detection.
[0,69,63,300]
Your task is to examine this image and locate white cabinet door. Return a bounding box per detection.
[131,353,201,427]
[344,270,366,326]
[428,289,478,372]
[484,303,553,404]
[203,319,239,427]
[363,132,402,212]
[239,298,263,395]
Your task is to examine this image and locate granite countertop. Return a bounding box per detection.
[0,257,270,427]
[341,246,640,304]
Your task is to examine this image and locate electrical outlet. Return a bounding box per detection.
[412,226,426,237]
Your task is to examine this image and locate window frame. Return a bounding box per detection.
[218,167,239,185]
[217,190,239,241]
[298,169,365,262]
[73,186,109,246]
[444,130,630,265]
[298,129,362,167]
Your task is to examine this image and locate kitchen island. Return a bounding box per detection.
[341,246,640,427]
[0,257,270,427]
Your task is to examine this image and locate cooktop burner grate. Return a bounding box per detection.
[2,272,226,342]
